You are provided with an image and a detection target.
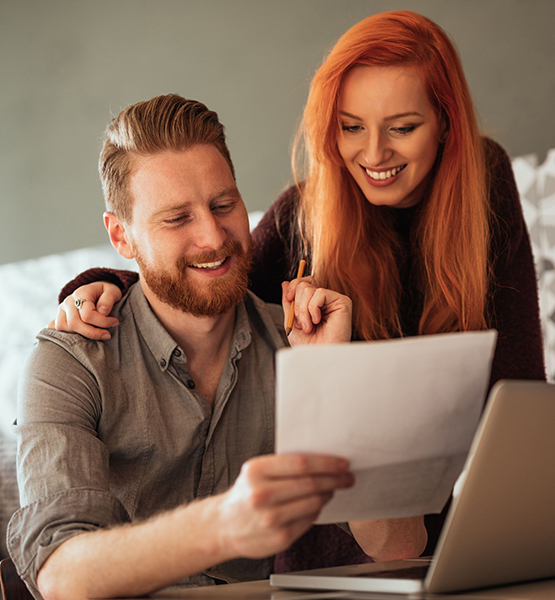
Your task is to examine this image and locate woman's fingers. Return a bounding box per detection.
[50,282,122,340]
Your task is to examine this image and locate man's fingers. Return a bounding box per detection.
[249,472,354,508]
[256,491,335,533]
[242,453,350,480]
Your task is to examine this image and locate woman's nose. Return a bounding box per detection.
[362,131,391,167]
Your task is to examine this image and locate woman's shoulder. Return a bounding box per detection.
[251,183,302,249]
[481,136,529,269]
[481,136,522,220]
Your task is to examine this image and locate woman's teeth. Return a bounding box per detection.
[190,258,226,269]
[365,164,406,180]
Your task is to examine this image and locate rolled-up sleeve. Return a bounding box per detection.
[8,489,130,596]
[8,333,132,595]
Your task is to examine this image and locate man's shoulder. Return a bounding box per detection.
[244,291,288,349]
[31,284,143,364]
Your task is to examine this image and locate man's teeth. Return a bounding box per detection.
[190,258,226,269]
[365,165,406,180]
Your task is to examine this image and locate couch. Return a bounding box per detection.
[1,148,554,557]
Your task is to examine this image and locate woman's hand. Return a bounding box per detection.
[282,277,352,346]
[48,282,122,340]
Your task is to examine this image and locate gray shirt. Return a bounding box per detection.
[8,284,287,596]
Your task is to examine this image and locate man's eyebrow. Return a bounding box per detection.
[339,110,424,121]
[151,186,241,219]
[211,186,241,201]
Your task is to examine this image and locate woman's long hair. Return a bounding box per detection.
[295,10,490,340]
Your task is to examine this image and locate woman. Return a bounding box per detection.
[53,11,545,567]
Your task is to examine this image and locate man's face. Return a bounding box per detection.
[124,145,253,317]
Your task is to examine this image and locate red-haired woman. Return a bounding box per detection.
[52,10,544,571]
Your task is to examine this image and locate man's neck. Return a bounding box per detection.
[140,280,237,406]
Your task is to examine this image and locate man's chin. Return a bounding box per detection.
[147,271,248,317]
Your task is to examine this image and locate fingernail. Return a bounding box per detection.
[100,333,111,341]
[98,306,109,315]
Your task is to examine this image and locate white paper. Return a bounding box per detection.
[275,330,497,523]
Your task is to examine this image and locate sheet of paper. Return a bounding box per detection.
[275,330,497,523]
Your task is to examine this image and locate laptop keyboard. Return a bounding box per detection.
[354,564,430,580]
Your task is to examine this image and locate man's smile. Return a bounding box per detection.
[189,257,228,270]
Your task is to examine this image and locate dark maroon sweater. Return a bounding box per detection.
[59,138,545,571]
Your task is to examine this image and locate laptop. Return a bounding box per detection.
[271,380,555,595]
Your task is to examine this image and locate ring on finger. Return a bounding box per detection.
[74,298,94,310]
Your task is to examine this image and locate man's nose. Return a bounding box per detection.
[192,213,227,250]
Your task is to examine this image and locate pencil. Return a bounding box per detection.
[285,259,306,336]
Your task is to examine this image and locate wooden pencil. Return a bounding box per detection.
[285,259,306,336]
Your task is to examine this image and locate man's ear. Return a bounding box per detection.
[104,212,135,259]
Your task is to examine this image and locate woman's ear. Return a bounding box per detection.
[104,212,135,259]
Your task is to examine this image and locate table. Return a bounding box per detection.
[111,577,555,599]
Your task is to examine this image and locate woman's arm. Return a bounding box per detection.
[250,185,301,304]
[485,137,546,384]
[58,267,138,303]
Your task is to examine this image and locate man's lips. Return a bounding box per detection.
[188,257,228,270]
[186,255,233,278]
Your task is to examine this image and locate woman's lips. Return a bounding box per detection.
[362,164,407,186]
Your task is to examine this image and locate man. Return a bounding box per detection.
[9,94,426,600]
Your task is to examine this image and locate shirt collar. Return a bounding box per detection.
[125,283,253,372]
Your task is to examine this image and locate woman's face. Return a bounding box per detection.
[337,65,441,209]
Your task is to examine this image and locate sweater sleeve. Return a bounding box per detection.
[485,138,546,385]
[250,185,300,305]
[58,268,139,305]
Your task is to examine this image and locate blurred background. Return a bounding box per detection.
[1,0,554,265]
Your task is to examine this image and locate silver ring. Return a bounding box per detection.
[74,298,94,310]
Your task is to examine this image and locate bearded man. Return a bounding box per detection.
[9,95,426,600]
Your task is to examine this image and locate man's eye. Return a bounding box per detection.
[212,203,234,214]
[165,215,189,225]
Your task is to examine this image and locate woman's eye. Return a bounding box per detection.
[341,124,361,133]
[392,125,416,135]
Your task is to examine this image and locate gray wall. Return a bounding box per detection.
[1,0,554,265]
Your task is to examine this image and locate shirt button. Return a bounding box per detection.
[160,359,167,368]
[173,348,182,358]
[188,380,195,390]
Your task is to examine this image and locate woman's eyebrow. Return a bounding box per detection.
[338,110,361,120]
[384,111,423,121]
[338,110,424,121]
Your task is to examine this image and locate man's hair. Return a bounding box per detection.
[99,94,235,223]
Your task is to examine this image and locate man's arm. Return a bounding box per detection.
[37,454,353,600]
[13,333,353,599]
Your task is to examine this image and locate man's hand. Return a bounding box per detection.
[215,453,354,559]
[282,277,352,345]
[48,282,122,340]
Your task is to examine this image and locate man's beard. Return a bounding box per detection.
[136,239,253,317]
